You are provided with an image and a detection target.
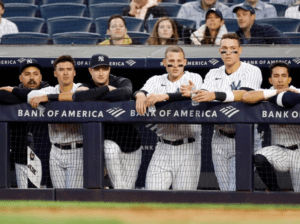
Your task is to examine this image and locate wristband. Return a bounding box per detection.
[215,92,226,101]
[263,90,277,99]
[47,94,59,101]
[276,92,285,107]
[224,91,235,103]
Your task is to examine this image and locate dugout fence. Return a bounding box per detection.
[1,100,300,203]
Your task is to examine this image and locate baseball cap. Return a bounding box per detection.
[206,8,223,20]
[20,59,42,73]
[233,4,255,14]
[90,54,110,68]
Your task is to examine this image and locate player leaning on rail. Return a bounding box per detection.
[243,62,300,192]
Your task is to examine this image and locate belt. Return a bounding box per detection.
[277,144,298,151]
[219,129,236,138]
[54,142,83,150]
[158,137,195,146]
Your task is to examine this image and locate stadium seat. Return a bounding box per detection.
[158,3,181,17]
[283,32,300,44]
[224,18,239,32]
[1,32,49,45]
[162,0,180,3]
[40,3,87,20]
[47,16,92,37]
[52,32,101,44]
[42,0,84,4]
[6,17,45,33]
[256,18,300,33]
[2,0,35,3]
[89,0,130,4]
[268,3,288,17]
[104,31,150,44]
[147,17,196,34]
[3,3,38,17]
[95,16,144,36]
[233,0,245,4]
[89,3,129,20]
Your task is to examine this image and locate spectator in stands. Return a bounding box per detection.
[177,0,229,29]
[190,8,228,45]
[223,0,277,19]
[234,4,291,44]
[270,0,296,6]
[285,1,300,18]
[99,15,139,45]
[0,0,18,42]
[146,17,179,45]
[122,0,168,23]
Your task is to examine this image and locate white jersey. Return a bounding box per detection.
[262,85,300,147]
[0,18,19,39]
[141,71,203,141]
[285,5,300,19]
[202,62,262,133]
[27,83,83,144]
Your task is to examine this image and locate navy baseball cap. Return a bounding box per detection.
[206,8,223,20]
[19,59,42,73]
[233,4,255,14]
[90,54,110,68]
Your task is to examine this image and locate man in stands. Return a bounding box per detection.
[0,0,18,42]
[233,4,291,44]
[178,0,229,29]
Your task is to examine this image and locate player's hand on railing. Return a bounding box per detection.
[29,95,48,109]
[108,85,117,91]
[180,80,195,97]
[145,93,169,107]
[0,86,14,93]
[192,90,216,102]
[135,92,147,115]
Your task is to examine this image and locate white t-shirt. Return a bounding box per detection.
[0,18,18,38]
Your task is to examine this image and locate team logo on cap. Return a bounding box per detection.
[98,56,104,61]
[27,59,33,64]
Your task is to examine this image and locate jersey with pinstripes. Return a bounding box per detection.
[202,62,262,191]
[256,86,300,192]
[142,71,203,190]
[27,83,83,188]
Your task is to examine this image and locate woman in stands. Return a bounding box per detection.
[146,17,179,45]
[99,15,137,45]
[190,8,227,45]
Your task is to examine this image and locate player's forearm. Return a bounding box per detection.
[233,90,247,102]
[12,87,32,101]
[101,87,132,101]
[242,91,265,104]
[269,91,300,108]
[72,86,110,102]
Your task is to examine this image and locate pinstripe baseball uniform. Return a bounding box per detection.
[202,62,262,191]
[256,86,300,192]
[140,71,203,190]
[28,83,83,188]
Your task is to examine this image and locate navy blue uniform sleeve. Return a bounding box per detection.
[100,78,133,101]
[269,91,300,108]
[72,86,110,102]
[0,90,25,104]
[12,87,32,101]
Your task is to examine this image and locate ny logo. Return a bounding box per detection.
[230,80,241,90]
[98,56,104,61]
[27,59,33,64]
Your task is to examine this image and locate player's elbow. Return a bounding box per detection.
[242,93,256,104]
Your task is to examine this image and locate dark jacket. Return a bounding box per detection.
[74,75,141,153]
[236,22,291,45]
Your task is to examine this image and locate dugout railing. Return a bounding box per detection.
[0,100,300,203]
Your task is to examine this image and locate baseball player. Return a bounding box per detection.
[0,59,50,189]
[243,62,300,192]
[134,46,203,190]
[71,54,142,189]
[27,55,85,188]
[190,33,262,191]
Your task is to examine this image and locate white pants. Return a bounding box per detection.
[15,163,28,189]
[104,140,142,189]
[145,140,201,191]
[49,144,83,188]
[256,145,300,192]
